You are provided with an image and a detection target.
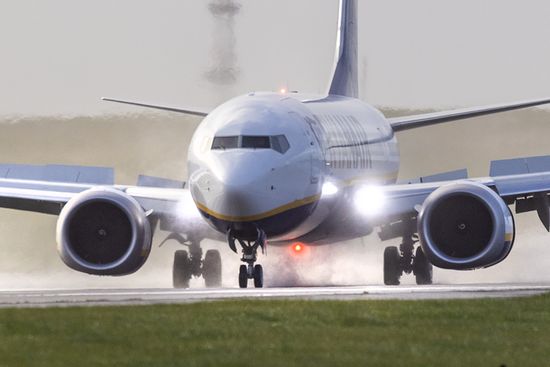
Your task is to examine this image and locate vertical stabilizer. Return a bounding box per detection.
[328,0,358,98]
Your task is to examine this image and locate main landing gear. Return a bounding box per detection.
[162,233,222,289]
[384,232,432,286]
[228,228,266,288]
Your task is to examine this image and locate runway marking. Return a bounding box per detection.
[0,284,549,308]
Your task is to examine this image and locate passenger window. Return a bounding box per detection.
[242,136,270,149]
[212,136,238,150]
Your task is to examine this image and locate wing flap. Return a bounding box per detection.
[0,185,76,215]
[490,155,550,176]
[492,172,550,198]
[0,164,113,185]
[137,175,185,189]
[400,168,468,184]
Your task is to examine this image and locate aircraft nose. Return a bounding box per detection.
[190,154,275,217]
[216,157,266,188]
[189,147,322,239]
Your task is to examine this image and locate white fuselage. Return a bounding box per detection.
[187,92,399,244]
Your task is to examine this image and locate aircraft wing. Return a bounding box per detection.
[376,173,547,220]
[366,155,550,246]
[389,97,550,132]
[0,174,222,239]
[0,164,214,235]
[0,177,189,216]
[2,157,550,243]
[296,155,550,247]
[101,97,210,117]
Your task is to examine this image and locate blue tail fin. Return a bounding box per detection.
[328,0,358,98]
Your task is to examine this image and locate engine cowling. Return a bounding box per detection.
[56,187,152,275]
[417,181,515,270]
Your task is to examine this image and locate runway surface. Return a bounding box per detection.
[0,284,549,308]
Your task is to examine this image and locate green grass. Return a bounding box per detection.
[1,295,550,367]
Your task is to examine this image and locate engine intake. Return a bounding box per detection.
[56,188,152,275]
[418,181,514,270]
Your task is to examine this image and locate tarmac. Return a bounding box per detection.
[0,283,548,308]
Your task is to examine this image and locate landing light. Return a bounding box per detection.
[175,192,202,219]
[354,185,386,217]
[322,182,339,196]
[280,88,287,94]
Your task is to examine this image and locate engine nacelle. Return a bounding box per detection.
[56,187,152,275]
[418,181,515,270]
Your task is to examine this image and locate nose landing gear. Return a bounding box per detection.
[228,228,266,288]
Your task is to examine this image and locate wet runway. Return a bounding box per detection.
[0,284,549,308]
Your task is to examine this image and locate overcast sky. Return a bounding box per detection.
[1,0,550,116]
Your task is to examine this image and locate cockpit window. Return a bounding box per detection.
[211,135,290,154]
[271,135,290,154]
[212,136,238,150]
[242,136,270,149]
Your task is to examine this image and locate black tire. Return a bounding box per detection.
[384,246,401,286]
[173,250,192,289]
[413,247,433,285]
[203,250,222,288]
[239,265,248,288]
[253,264,264,288]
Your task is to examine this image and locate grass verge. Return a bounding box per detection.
[1,294,549,367]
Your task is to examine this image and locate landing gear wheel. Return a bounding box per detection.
[253,264,264,288]
[384,246,401,286]
[229,228,267,289]
[413,247,433,285]
[203,250,222,288]
[173,250,192,289]
[239,265,248,288]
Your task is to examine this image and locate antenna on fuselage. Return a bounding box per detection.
[327,0,358,98]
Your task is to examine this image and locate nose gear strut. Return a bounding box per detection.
[228,228,266,288]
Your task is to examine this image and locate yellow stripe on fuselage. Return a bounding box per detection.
[195,194,321,223]
[195,171,397,223]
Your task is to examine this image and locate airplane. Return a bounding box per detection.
[2,0,550,288]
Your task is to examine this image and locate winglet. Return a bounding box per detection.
[328,0,359,98]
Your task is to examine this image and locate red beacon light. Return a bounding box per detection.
[292,242,305,254]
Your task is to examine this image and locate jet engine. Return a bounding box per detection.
[417,181,515,270]
[56,187,152,275]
